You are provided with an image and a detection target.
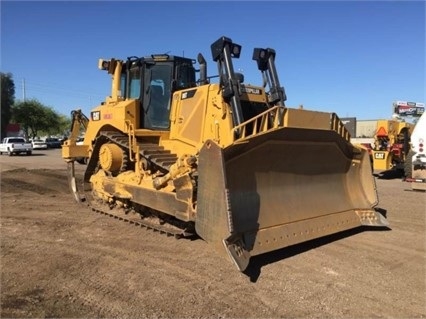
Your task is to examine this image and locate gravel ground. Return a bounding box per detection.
[1,149,425,318]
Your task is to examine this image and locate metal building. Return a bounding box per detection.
[355,120,379,138]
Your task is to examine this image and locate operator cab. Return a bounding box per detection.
[122,54,196,130]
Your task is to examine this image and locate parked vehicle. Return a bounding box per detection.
[45,137,62,148]
[0,137,32,155]
[75,137,88,164]
[31,139,48,150]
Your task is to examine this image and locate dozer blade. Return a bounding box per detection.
[195,128,388,271]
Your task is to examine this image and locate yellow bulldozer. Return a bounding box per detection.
[62,36,388,271]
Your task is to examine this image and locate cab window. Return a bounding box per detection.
[128,67,141,99]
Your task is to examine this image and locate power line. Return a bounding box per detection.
[14,77,106,100]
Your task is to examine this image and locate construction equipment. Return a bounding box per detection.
[404,112,426,191]
[62,36,388,271]
[371,119,415,171]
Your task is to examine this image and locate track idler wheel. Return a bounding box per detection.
[99,143,125,175]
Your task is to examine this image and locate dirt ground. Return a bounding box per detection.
[1,149,425,318]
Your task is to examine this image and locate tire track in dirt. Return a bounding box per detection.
[1,169,70,195]
[26,210,274,318]
[2,166,425,318]
[73,220,292,317]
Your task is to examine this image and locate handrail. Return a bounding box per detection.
[330,113,351,142]
[232,105,286,142]
[125,120,137,162]
[232,107,351,143]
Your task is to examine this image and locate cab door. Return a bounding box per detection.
[142,64,173,130]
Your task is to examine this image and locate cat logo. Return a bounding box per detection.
[374,152,385,159]
[91,111,100,121]
[241,86,261,95]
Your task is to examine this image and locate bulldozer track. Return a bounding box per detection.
[76,131,194,239]
[88,200,191,239]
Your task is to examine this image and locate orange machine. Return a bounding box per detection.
[371,119,414,171]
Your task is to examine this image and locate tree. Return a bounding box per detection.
[57,114,72,137]
[12,99,64,139]
[1,73,15,139]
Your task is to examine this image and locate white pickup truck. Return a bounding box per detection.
[0,137,33,156]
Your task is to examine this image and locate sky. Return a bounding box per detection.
[1,1,425,121]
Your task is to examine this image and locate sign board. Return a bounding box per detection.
[393,101,425,117]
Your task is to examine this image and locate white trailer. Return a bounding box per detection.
[405,112,426,191]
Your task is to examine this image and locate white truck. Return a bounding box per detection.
[405,112,426,191]
[0,137,33,156]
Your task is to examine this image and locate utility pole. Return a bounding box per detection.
[22,78,26,101]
